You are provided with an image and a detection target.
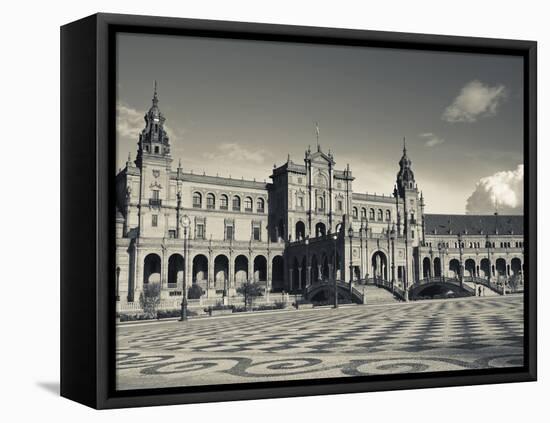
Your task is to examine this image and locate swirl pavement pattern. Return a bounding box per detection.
[116,296,523,390]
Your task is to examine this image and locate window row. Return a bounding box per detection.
[151,215,263,241]
[352,207,391,222]
[192,192,265,213]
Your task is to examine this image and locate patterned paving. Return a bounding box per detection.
[116,295,524,390]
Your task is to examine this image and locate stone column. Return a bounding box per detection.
[298,267,302,290]
[207,254,215,298]
[248,254,254,282]
[134,247,143,295]
[289,268,293,291]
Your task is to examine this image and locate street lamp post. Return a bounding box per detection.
[485,234,493,286]
[359,219,364,282]
[180,214,191,322]
[348,225,354,296]
[333,232,339,308]
[390,224,396,293]
[305,236,310,295]
[458,233,464,288]
[115,266,121,302]
[364,219,369,282]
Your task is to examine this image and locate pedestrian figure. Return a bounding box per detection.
[478,286,482,297]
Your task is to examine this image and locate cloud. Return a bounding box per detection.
[117,101,144,140]
[203,143,266,165]
[116,101,183,142]
[443,80,507,123]
[420,132,445,147]
[465,164,523,215]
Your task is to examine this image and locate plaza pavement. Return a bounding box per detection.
[116,293,524,390]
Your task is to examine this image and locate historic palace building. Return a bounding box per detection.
[115,87,525,307]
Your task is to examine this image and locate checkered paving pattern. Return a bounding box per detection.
[116,296,524,390]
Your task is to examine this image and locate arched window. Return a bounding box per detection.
[206,193,215,209]
[232,196,241,211]
[244,197,253,212]
[361,208,367,219]
[377,209,383,221]
[256,198,265,213]
[192,192,202,208]
[385,209,391,222]
[220,194,229,210]
[369,208,375,220]
[317,196,325,211]
[352,207,358,219]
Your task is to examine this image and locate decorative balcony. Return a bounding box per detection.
[149,198,162,207]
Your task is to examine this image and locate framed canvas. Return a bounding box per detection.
[60,13,537,409]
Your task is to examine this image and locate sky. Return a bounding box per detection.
[116,32,524,215]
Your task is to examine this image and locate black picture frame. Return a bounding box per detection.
[60,13,537,409]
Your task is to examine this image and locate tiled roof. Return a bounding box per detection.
[352,192,395,204]
[171,172,270,190]
[424,214,524,236]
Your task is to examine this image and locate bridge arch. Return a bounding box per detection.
[410,282,473,300]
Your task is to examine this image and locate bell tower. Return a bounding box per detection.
[134,82,174,239]
[135,81,172,168]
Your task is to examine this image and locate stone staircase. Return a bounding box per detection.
[364,284,401,304]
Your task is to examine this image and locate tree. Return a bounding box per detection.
[139,282,161,318]
[237,281,263,311]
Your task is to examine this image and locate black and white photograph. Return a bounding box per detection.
[4,0,548,419]
[114,31,527,391]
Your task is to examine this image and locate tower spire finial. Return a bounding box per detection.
[152,80,158,104]
[403,137,407,154]
[315,122,320,151]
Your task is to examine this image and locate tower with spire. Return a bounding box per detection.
[135,81,172,168]
[134,82,175,239]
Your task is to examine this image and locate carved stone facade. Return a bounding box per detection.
[115,87,525,307]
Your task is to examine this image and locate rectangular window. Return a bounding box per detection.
[226,225,234,240]
[337,201,343,211]
[253,226,261,241]
[196,223,205,239]
[152,214,158,227]
[152,190,160,200]
[168,229,176,238]
[297,197,304,208]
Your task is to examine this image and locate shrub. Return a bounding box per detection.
[237,281,264,310]
[139,282,161,318]
[273,300,287,309]
[187,284,204,300]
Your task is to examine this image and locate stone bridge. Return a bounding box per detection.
[305,280,366,304]
[409,277,475,300]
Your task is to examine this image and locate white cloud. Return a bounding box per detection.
[420,132,445,147]
[465,164,523,215]
[203,143,266,165]
[117,101,144,140]
[443,80,507,123]
[116,101,183,142]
